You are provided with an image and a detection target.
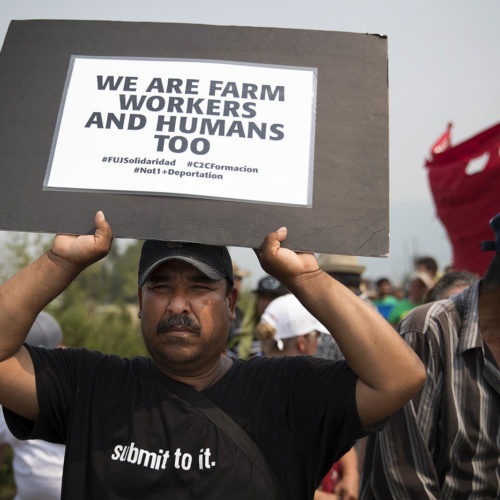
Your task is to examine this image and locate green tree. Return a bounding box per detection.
[0,234,146,357]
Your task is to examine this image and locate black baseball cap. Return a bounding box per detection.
[252,275,288,296]
[138,240,234,286]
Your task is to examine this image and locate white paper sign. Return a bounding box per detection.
[45,56,317,206]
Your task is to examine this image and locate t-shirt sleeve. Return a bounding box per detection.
[289,358,378,463]
[4,345,104,444]
[294,358,365,429]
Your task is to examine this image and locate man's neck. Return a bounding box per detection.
[159,354,234,391]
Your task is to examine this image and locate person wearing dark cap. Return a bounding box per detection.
[0,311,65,500]
[236,274,289,359]
[361,214,500,499]
[0,211,425,500]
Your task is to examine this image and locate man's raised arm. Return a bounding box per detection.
[257,227,426,427]
[0,211,112,420]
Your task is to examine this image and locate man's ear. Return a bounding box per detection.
[296,336,307,353]
[228,286,238,320]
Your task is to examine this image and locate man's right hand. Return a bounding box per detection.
[49,210,112,273]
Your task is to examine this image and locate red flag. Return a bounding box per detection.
[426,122,500,276]
[430,122,453,155]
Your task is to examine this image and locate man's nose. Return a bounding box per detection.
[167,289,190,314]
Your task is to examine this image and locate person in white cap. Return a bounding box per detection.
[0,311,65,500]
[237,275,289,359]
[0,212,425,499]
[258,294,326,356]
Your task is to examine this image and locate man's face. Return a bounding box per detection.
[378,280,392,295]
[138,259,237,377]
[408,278,428,304]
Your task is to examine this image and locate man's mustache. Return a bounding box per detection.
[156,315,201,335]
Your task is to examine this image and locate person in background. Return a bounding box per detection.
[388,271,433,327]
[372,277,398,320]
[315,451,359,500]
[414,255,439,284]
[258,293,327,358]
[258,294,359,500]
[226,262,251,357]
[237,274,288,359]
[425,269,478,302]
[0,311,65,500]
[360,214,500,499]
[316,254,368,299]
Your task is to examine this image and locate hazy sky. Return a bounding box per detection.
[2,1,499,285]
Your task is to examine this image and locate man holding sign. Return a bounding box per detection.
[0,212,424,499]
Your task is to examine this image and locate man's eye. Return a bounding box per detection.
[192,284,211,291]
[150,283,170,289]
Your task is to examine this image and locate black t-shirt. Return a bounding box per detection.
[5,347,366,499]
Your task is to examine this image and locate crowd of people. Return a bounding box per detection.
[0,211,498,499]
[229,251,479,361]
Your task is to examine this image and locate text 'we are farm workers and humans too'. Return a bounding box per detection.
[85,76,287,155]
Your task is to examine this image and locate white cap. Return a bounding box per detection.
[260,294,328,343]
[26,311,63,348]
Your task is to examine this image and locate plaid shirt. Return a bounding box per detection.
[360,281,500,499]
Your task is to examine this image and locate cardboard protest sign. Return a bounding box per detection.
[0,20,388,255]
[46,57,316,206]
